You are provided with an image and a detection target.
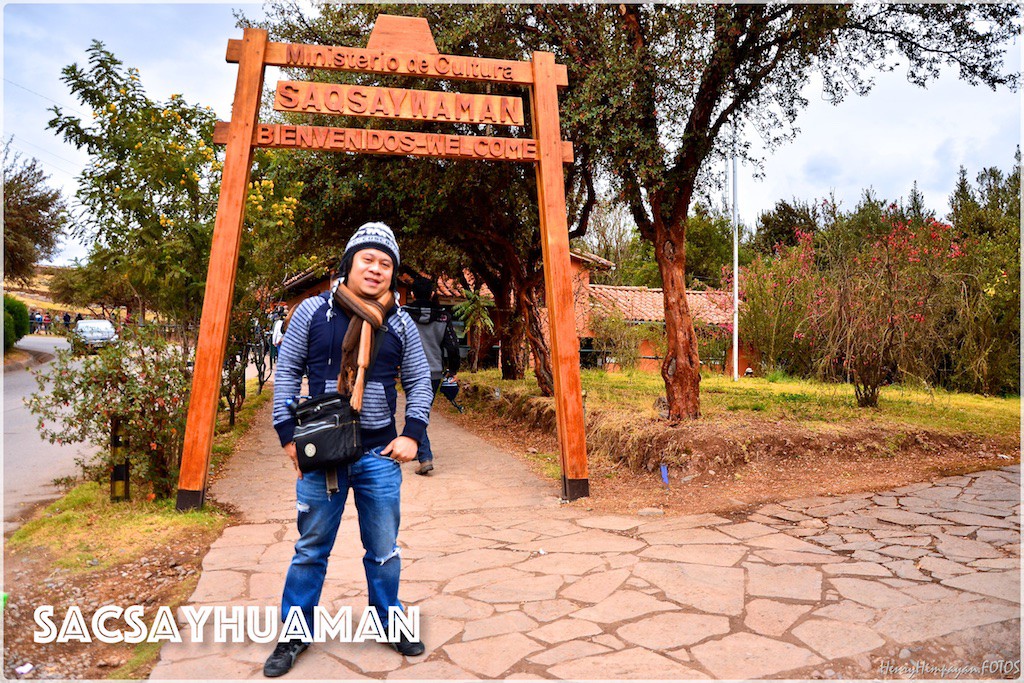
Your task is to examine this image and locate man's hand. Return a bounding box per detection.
[284,442,302,479]
[382,436,419,463]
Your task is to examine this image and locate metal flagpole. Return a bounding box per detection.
[732,125,739,381]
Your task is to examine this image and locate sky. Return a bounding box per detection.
[2,3,1021,266]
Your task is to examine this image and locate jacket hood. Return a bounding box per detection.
[404,301,447,324]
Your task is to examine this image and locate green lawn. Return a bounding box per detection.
[462,368,1020,442]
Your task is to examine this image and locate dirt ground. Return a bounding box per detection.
[3,522,222,680]
[435,398,1019,518]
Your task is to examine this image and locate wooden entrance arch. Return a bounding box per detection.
[175,15,588,510]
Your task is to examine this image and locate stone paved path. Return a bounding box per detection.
[151,400,1020,680]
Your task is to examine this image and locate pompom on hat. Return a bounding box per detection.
[343,221,400,269]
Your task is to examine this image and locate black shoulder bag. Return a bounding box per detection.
[287,324,388,474]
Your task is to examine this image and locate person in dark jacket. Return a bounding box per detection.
[266,222,433,677]
[402,277,460,475]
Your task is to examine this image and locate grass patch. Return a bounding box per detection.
[107,640,163,679]
[525,450,562,480]
[6,482,227,572]
[459,368,1019,442]
[7,377,270,571]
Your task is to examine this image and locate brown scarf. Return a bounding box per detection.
[333,281,395,412]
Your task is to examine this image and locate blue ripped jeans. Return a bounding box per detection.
[281,446,403,632]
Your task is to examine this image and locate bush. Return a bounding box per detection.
[25,325,190,499]
[590,309,644,369]
[816,211,963,407]
[4,312,15,353]
[739,232,821,376]
[4,294,29,343]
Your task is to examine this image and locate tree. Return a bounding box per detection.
[245,4,599,393]
[453,288,494,373]
[2,142,69,283]
[945,154,1020,394]
[252,3,1019,419]
[560,4,1019,419]
[753,198,822,255]
[815,203,966,407]
[48,41,220,329]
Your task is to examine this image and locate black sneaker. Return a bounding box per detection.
[390,633,425,656]
[263,640,309,677]
[415,461,434,476]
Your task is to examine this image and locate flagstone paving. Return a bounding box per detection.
[151,401,1021,680]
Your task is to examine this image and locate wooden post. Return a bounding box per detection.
[110,415,129,502]
[530,51,589,500]
[175,28,268,511]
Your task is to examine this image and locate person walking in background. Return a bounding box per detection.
[270,306,286,363]
[41,312,51,334]
[402,277,461,476]
[62,311,71,331]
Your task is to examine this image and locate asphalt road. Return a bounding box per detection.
[3,335,97,533]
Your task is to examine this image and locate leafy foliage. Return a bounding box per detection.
[47,41,219,327]
[5,294,30,341]
[753,198,823,256]
[453,288,495,373]
[26,326,190,498]
[816,209,966,407]
[4,313,15,353]
[739,232,821,377]
[251,2,1020,419]
[2,142,69,284]
[739,159,1020,405]
[943,155,1020,395]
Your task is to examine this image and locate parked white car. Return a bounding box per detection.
[72,319,118,353]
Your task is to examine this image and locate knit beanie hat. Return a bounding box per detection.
[343,221,400,269]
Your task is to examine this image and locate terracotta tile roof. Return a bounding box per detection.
[433,273,492,300]
[588,285,733,327]
[570,250,615,270]
[280,263,328,292]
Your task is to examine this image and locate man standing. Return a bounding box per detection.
[402,277,461,475]
[266,222,433,677]
[270,306,286,364]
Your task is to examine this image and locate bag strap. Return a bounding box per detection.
[327,316,391,496]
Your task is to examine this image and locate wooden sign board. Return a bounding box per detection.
[274,81,525,126]
[212,122,574,163]
[176,15,589,511]
[226,40,568,87]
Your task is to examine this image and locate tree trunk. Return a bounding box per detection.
[498,309,528,380]
[523,286,555,397]
[470,331,481,372]
[655,219,702,420]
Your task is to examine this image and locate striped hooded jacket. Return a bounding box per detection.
[272,290,433,450]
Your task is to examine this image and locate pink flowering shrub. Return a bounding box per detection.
[25,325,189,498]
[815,209,964,406]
